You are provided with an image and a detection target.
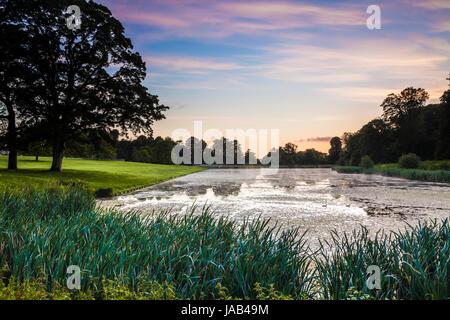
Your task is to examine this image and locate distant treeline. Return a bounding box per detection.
[4,77,449,167]
[6,132,329,166]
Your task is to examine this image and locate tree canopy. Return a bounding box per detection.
[1,0,168,171]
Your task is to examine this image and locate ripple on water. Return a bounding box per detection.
[98,168,450,249]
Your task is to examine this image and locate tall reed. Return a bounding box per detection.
[313,220,449,300]
[334,166,450,183]
[0,187,448,299]
[0,186,313,299]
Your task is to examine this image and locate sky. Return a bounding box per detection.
[98,0,449,152]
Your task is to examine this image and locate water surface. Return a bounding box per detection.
[99,168,450,248]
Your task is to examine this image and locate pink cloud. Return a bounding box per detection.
[412,0,450,10]
[306,136,333,142]
[144,56,244,73]
[107,0,369,41]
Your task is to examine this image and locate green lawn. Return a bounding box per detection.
[0,156,205,195]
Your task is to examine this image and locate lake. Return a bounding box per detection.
[99,168,450,248]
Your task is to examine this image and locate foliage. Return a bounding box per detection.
[359,155,374,169]
[1,0,168,171]
[95,188,114,198]
[419,160,450,171]
[328,137,342,164]
[398,153,420,169]
[0,273,177,300]
[0,187,448,300]
[381,87,429,128]
[333,166,450,183]
[0,187,314,299]
[277,144,329,166]
[340,80,450,165]
[313,220,449,300]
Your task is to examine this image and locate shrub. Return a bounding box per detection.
[95,188,114,198]
[359,155,374,169]
[398,153,420,169]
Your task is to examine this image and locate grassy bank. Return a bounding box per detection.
[0,156,204,196]
[0,187,448,300]
[334,166,450,183]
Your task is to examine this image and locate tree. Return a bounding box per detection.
[280,143,297,166]
[380,87,429,157]
[381,87,429,128]
[0,7,36,169]
[328,136,342,164]
[3,0,168,171]
[244,149,258,165]
[436,74,450,159]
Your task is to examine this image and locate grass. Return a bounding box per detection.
[334,166,450,183]
[0,186,448,300]
[376,160,450,171]
[0,156,205,196]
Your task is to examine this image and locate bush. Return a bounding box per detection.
[359,155,374,169]
[398,153,420,169]
[419,160,450,171]
[95,188,114,198]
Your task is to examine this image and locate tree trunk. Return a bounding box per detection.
[6,110,17,170]
[50,138,65,171]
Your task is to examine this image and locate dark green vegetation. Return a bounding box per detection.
[0,0,167,171]
[1,187,448,300]
[0,186,313,300]
[315,220,449,300]
[359,155,374,169]
[333,166,450,183]
[0,156,204,195]
[335,158,450,183]
[337,82,450,166]
[398,153,421,169]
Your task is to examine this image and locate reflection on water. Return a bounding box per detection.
[99,168,450,248]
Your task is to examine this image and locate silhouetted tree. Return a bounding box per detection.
[328,137,342,164]
[437,75,450,159]
[0,5,36,169]
[3,0,167,171]
[381,87,429,128]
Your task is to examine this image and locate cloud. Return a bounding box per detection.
[106,0,368,41]
[432,20,450,32]
[411,0,450,10]
[306,136,333,142]
[259,37,449,86]
[144,56,245,73]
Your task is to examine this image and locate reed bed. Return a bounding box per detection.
[0,186,448,300]
[0,186,313,299]
[313,220,449,299]
[334,166,450,183]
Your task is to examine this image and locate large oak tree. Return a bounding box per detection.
[2,0,167,171]
[0,8,35,170]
